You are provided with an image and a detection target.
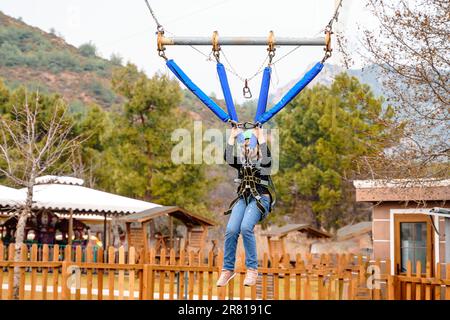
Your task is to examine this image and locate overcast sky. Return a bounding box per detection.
[0,0,375,102]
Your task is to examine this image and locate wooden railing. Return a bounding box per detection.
[0,243,449,300]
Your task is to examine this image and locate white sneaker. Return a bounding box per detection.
[243,269,258,286]
[216,270,236,287]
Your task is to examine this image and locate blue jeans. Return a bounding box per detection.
[223,195,270,270]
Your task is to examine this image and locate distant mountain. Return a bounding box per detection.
[271,63,384,103]
[0,11,122,110]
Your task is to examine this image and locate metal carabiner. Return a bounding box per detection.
[243,79,252,99]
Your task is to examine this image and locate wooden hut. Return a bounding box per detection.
[261,223,331,267]
[120,206,216,262]
[354,179,450,278]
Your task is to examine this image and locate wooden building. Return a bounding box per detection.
[354,179,450,275]
[120,206,216,261]
[261,223,331,267]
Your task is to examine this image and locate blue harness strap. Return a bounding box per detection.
[217,63,238,122]
[255,66,272,122]
[256,62,324,124]
[166,59,230,123]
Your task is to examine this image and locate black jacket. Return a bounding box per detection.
[223,142,272,195]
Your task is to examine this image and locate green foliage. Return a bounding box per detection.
[110,53,123,66]
[272,73,402,229]
[0,26,111,76]
[78,42,97,57]
[82,80,116,105]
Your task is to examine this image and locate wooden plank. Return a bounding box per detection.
[118,246,125,300]
[425,261,432,300]
[64,245,71,262]
[86,245,93,300]
[273,253,279,300]
[284,253,290,300]
[7,244,14,300]
[61,261,70,299]
[159,248,166,300]
[251,279,257,300]
[179,250,185,300]
[75,245,82,300]
[97,248,104,300]
[149,248,155,300]
[406,260,412,300]
[143,264,153,300]
[434,262,441,300]
[19,244,27,300]
[188,250,194,300]
[108,246,115,300]
[207,250,213,300]
[239,252,245,300]
[305,274,312,300]
[217,250,226,300]
[0,243,3,300]
[197,251,204,300]
[446,264,450,300]
[373,259,381,300]
[295,254,302,300]
[169,249,176,300]
[129,247,136,300]
[52,245,59,300]
[415,261,422,300]
[41,245,49,300]
[262,253,268,300]
[30,244,38,300]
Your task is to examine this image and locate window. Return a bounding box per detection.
[400,222,427,273]
[394,214,434,275]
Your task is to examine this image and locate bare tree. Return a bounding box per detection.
[356,0,449,180]
[0,92,81,299]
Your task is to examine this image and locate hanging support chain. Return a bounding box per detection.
[211,31,221,62]
[267,30,276,65]
[322,0,344,63]
[145,0,168,60]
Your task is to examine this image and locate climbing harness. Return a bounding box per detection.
[224,160,276,221]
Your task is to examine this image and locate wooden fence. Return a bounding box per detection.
[0,243,449,300]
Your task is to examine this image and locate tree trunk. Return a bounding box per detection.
[13,210,28,299]
[13,184,33,299]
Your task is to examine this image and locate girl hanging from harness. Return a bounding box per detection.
[217,126,275,287]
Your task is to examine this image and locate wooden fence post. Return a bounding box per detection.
[445,264,450,300]
[415,261,422,300]
[19,244,28,300]
[61,261,70,300]
[0,243,3,300]
[129,247,136,300]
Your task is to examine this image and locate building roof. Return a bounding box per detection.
[0,183,160,215]
[261,223,331,238]
[337,221,372,240]
[353,179,450,202]
[119,206,216,227]
[0,185,23,207]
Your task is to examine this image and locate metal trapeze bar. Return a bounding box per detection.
[159,36,326,46]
